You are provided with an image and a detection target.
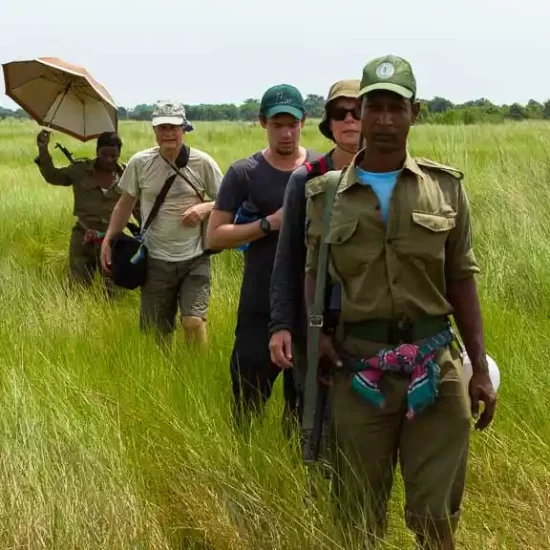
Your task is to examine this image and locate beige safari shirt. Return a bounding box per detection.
[35,151,131,232]
[118,146,222,262]
[305,149,480,323]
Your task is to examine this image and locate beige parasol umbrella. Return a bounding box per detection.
[2,57,118,141]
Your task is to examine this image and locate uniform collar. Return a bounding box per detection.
[83,159,96,174]
[83,160,121,191]
[339,148,425,192]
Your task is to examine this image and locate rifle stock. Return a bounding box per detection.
[302,359,330,464]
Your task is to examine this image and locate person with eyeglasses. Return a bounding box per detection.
[268,80,361,426]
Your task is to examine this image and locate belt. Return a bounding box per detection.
[344,315,450,345]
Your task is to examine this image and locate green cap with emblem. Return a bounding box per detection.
[260,84,305,120]
[359,55,417,100]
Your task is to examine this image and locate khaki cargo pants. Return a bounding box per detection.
[139,254,211,335]
[328,334,471,543]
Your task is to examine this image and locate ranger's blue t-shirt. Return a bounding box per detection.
[356,168,401,224]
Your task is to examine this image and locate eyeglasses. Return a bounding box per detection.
[329,106,361,121]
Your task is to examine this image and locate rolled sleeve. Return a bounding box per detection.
[117,154,141,198]
[201,153,223,200]
[445,183,480,281]
[214,163,247,214]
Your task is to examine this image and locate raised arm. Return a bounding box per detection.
[34,131,74,187]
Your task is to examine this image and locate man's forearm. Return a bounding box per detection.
[202,201,215,214]
[105,195,136,240]
[207,219,266,250]
[447,276,488,373]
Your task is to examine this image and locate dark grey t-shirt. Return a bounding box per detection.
[214,149,321,321]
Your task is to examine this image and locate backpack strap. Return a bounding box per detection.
[317,155,328,175]
[304,154,331,179]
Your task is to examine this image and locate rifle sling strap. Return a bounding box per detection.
[303,172,341,434]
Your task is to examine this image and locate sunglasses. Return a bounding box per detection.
[330,106,361,121]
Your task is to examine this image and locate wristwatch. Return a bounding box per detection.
[260,217,271,235]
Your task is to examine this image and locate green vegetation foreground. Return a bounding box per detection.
[0,119,549,549]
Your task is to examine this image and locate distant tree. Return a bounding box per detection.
[461,97,495,110]
[130,104,154,121]
[417,101,430,122]
[2,94,549,125]
[239,99,260,121]
[526,99,543,119]
[304,94,325,118]
[426,96,455,113]
[507,103,528,120]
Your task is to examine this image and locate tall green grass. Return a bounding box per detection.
[0,118,549,549]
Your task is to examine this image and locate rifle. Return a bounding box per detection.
[302,172,341,465]
[55,142,76,164]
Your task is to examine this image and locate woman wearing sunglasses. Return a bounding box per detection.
[268,80,361,425]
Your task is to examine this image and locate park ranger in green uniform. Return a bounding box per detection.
[35,130,140,295]
[304,55,497,549]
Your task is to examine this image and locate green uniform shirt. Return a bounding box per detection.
[304,149,480,323]
[35,151,129,232]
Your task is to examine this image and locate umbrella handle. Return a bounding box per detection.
[44,82,72,129]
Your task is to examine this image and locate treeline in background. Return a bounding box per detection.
[2,95,550,125]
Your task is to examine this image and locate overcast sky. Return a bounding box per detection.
[1,0,548,109]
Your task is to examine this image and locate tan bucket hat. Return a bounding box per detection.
[318,79,361,141]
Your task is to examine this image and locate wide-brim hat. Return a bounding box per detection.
[319,79,361,141]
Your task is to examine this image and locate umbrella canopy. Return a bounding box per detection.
[2,57,118,142]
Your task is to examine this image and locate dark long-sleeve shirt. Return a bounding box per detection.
[34,150,141,231]
[269,151,336,345]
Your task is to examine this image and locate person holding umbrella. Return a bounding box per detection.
[3,56,139,294]
[34,129,140,295]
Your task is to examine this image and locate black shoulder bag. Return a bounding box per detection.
[109,146,190,290]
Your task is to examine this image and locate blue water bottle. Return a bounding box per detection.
[235,201,261,252]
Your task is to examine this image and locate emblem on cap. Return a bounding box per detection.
[376,62,395,79]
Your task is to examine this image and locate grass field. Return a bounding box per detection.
[0,118,549,549]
